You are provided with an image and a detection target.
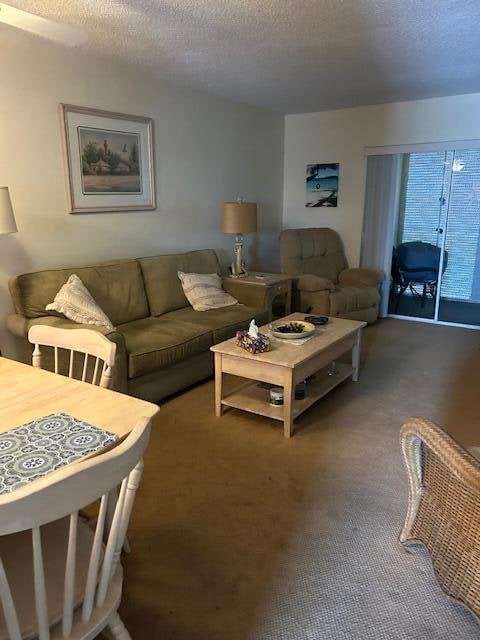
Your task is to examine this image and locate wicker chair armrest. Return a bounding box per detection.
[400,417,480,618]
[400,417,480,493]
[467,447,480,462]
[400,417,480,545]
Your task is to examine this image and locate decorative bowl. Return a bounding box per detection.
[268,320,316,340]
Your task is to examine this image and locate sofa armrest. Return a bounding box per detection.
[296,274,335,292]
[6,314,30,339]
[338,268,384,288]
[222,279,269,310]
[6,314,129,394]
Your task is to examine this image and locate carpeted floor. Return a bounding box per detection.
[117,318,480,639]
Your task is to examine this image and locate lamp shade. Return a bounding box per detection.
[222,201,257,234]
[0,187,17,234]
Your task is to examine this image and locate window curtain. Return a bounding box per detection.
[361,154,402,317]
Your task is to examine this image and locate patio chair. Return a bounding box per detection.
[392,241,448,311]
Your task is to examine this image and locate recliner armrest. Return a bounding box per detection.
[296,275,335,292]
[338,268,383,288]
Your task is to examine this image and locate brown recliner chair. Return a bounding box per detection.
[279,228,383,324]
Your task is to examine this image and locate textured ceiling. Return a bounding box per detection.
[4,0,480,113]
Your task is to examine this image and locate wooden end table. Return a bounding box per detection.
[223,272,293,319]
[210,313,366,438]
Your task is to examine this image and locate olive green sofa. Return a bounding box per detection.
[279,228,383,324]
[7,250,270,403]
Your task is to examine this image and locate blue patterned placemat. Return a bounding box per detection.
[0,413,117,495]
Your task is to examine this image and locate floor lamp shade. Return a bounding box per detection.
[0,187,17,234]
[222,202,257,233]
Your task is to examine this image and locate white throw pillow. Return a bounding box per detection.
[46,274,114,330]
[177,271,238,311]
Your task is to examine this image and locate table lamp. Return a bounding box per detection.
[0,187,18,235]
[222,198,257,277]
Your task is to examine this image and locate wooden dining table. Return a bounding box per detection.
[0,357,159,438]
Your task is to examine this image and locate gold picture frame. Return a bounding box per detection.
[60,104,156,213]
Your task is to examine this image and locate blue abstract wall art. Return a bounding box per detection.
[306,163,339,207]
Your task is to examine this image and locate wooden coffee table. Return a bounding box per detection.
[210,313,366,438]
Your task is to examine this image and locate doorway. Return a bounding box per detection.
[389,150,480,327]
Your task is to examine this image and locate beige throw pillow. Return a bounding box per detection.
[46,274,114,330]
[177,271,238,311]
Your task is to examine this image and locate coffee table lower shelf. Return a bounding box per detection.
[221,362,353,423]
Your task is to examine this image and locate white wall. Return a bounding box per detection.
[283,93,480,267]
[0,29,284,355]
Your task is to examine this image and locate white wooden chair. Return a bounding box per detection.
[0,416,151,640]
[27,326,130,553]
[27,326,116,389]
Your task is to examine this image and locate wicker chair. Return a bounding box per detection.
[400,417,480,618]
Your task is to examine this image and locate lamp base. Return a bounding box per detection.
[230,234,248,277]
[229,269,249,278]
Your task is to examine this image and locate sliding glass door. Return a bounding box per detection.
[437,151,480,326]
[391,152,449,320]
[391,149,480,327]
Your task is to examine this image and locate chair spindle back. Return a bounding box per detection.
[28,326,116,389]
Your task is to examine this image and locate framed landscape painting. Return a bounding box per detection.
[305,163,339,207]
[61,104,156,213]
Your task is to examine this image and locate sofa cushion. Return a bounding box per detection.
[163,305,270,343]
[117,316,214,379]
[329,285,380,316]
[177,271,238,311]
[46,274,114,330]
[9,260,149,326]
[139,250,221,316]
